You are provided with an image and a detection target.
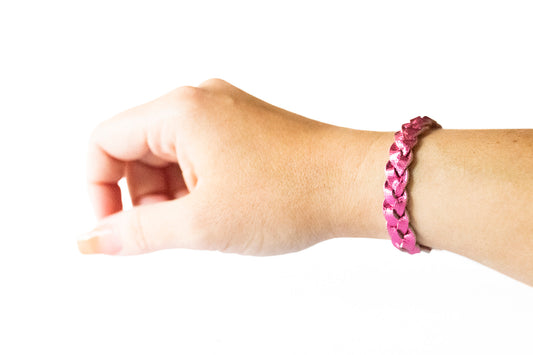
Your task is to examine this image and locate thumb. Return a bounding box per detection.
[77,193,206,255]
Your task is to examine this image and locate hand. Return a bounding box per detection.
[79,79,375,256]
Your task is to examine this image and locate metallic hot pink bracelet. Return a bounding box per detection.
[383,116,442,254]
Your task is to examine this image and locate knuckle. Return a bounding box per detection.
[168,85,204,106]
[88,120,107,146]
[198,78,228,89]
[187,204,215,251]
[129,208,152,253]
[186,196,222,251]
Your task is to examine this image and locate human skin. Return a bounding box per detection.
[79,78,533,286]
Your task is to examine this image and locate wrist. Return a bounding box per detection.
[321,125,393,241]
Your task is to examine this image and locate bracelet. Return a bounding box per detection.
[383,116,441,254]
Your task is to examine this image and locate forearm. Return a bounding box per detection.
[327,126,533,286]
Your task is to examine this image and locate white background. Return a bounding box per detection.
[1,0,532,354]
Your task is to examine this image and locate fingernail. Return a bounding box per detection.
[77,228,118,255]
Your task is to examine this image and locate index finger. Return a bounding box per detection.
[86,87,198,220]
[87,105,150,219]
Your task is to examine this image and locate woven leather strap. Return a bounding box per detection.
[383,116,441,254]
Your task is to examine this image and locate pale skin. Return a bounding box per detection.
[79,78,533,286]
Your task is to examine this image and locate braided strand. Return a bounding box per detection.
[383,116,441,254]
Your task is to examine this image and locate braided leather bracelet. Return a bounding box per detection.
[383,116,442,254]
